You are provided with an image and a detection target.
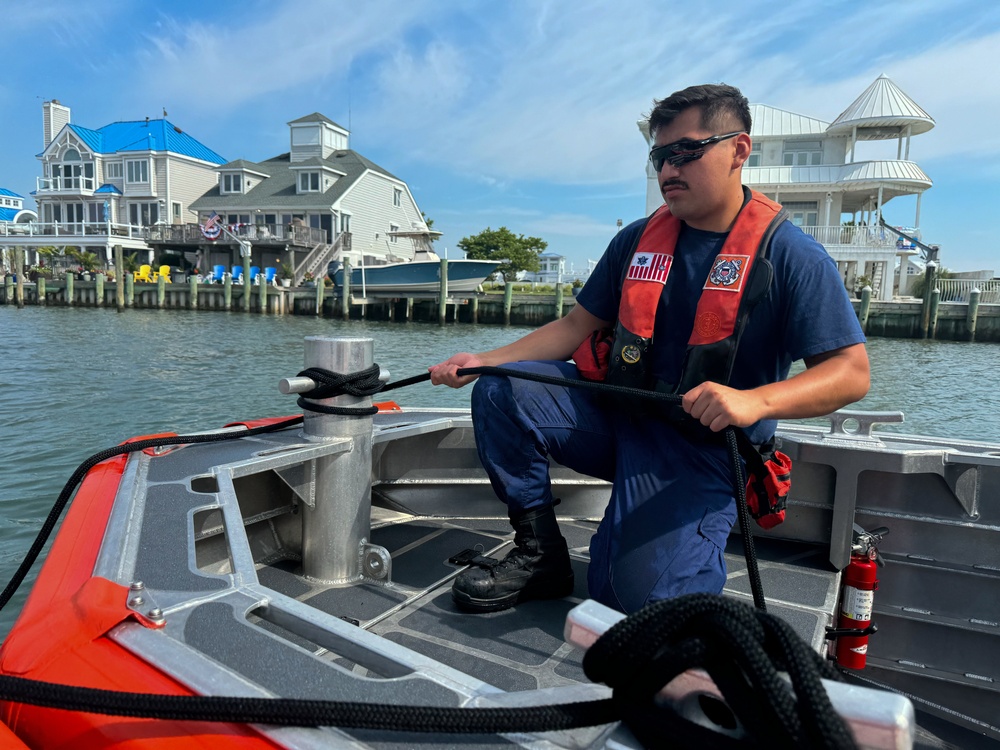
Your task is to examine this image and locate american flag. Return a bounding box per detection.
[204,211,220,229]
[626,252,672,284]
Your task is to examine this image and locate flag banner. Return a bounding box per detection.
[626,252,672,284]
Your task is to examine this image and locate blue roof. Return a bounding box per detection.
[94,183,123,195]
[0,188,24,198]
[66,120,226,164]
[0,208,20,221]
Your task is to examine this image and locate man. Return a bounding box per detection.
[429,83,869,614]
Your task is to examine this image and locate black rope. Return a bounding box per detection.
[0,674,616,733]
[582,593,858,750]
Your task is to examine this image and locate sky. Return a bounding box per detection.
[2,0,999,277]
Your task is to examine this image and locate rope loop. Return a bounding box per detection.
[582,593,857,749]
[296,365,385,415]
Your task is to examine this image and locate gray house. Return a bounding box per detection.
[177,113,429,285]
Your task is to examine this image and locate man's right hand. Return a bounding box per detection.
[429,352,484,388]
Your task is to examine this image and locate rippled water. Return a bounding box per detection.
[1,305,998,635]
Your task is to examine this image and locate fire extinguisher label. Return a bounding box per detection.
[841,586,874,621]
[849,644,868,655]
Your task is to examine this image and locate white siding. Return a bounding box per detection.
[337,172,425,262]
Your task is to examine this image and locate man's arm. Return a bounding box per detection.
[682,343,870,432]
[429,304,612,388]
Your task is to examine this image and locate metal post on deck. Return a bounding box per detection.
[281,336,386,584]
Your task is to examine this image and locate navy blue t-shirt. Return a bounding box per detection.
[575,214,865,443]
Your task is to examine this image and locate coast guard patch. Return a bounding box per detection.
[705,254,749,292]
[627,252,672,284]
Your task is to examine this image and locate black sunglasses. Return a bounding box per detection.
[649,131,744,171]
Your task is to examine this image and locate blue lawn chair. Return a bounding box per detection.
[264,267,277,285]
[249,266,261,285]
[231,265,244,284]
[208,264,226,284]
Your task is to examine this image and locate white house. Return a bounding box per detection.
[641,76,936,301]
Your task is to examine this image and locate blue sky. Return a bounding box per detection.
[2,1,999,276]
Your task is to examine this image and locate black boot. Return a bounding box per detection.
[452,505,574,612]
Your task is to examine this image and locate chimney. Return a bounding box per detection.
[43,100,71,149]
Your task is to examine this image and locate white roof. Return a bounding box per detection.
[749,104,829,138]
[827,75,934,138]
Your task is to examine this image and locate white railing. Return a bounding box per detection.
[0,221,145,239]
[935,279,1000,304]
[799,225,899,247]
[36,176,97,193]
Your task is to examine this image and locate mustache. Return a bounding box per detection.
[660,179,687,191]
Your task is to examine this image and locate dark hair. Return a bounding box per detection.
[647,83,751,138]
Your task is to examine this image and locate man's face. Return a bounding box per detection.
[652,107,748,232]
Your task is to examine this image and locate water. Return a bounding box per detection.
[1,305,998,636]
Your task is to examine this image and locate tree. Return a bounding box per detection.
[421,211,436,243]
[457,227,546,283]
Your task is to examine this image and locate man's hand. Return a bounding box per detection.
[429,352,483,388]
[681,381,764,432]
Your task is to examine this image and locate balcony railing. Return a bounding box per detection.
[799,225,902,248]
[36,176,97,193]
[935,279,1000,304]
[0,220,146,239]
[146,223,328,247]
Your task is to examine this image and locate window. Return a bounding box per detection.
[126,160,149,183]
[129,201,160,226]
[782,140,822,166]
[298,172,320,192]
[106,161,123,179]
[393,188,402,207]
[747,142,762,167]
[389,224,399,243]
[222,174,243,193]
[172,202,181,220]
[340,213,351,233]
[782,201,818,227]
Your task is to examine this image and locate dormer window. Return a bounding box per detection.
[299,172,321,192]
[222,174,243,194]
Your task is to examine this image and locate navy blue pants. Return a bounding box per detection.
[471,361,738,613]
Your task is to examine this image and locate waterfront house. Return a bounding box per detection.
[641,75,935,301]
[4,100,226,270]
[0,188,38,274]
[178,113,428,286]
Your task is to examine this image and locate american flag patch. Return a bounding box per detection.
[626,252,672,284]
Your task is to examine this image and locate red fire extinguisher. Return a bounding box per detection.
[828,526,888,670]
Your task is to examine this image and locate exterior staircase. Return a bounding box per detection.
[296,232,351,286]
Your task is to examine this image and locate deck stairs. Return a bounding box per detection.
[296,232,351,286]
[772,413,1000,741]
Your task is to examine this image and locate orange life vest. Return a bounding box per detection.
[606,188,787,393]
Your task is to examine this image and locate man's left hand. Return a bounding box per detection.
[681,382,763,432]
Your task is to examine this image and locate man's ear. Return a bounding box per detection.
[733,133,753,168]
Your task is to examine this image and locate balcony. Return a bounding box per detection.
[146,223,328,248]
[0,221,149,248]
[799,225,903,248]
[35,175,97,195]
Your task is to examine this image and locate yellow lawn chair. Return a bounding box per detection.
[133,264,153,283]
[150,265,172,283]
